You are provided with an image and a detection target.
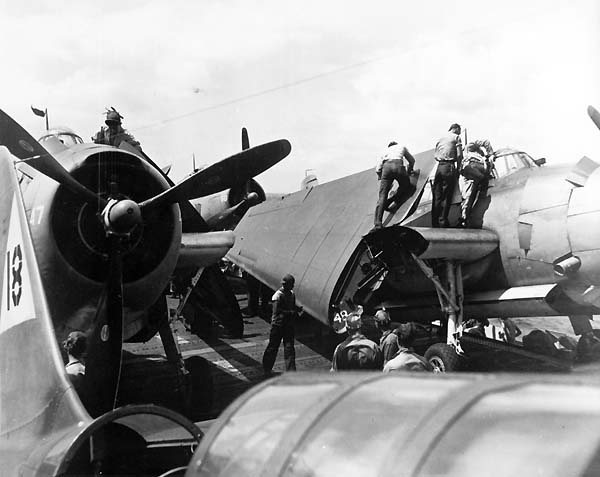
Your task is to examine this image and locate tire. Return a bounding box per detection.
[424,343,462,373]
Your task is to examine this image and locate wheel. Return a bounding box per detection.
[424,343,462,373]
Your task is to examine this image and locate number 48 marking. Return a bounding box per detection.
[6,244,23,311]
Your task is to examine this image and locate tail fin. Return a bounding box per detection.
[0,141,201,476]
[0,146,90,473]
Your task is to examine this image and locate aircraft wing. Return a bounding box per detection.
[227,149,437,322]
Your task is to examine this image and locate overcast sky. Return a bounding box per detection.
[1,0,599,192]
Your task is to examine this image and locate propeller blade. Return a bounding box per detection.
[140,139,291,212]
[0,109,102,204]
[83,237,125,416]
[205,192,261,229]
[242,127,249,150]
[588,105,600,132]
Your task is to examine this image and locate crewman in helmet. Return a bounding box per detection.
[93,107,142,151]
[458,139,494,227]
[373,309,401,365]
[373,141,416,230]
[382,323,432,372]
[262,274,303,376]
[331,310,383,371]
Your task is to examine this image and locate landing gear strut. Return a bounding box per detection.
[411,254,465,372]
[159,299,213,420]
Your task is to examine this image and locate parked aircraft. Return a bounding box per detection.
[228,107,600,371]
[0,109,291,416]
[190,128,267,230]
[189,129,318,231]
[0,147,203,476]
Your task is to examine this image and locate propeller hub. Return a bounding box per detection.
[246,191,260,205]
[102,199,142,236]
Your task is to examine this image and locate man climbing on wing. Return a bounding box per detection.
[373,141,415,230]
[458,139,494,227]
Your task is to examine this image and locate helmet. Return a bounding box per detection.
[105,109,122,125]
[333,305,364,334]
[466,142,481,153]
[374,309,391,325]
[345,313,362,331]
[396,323,415,345]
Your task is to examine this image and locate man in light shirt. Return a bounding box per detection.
[431,123,463,228]
[382,323,432,373]
[373,141,415,229]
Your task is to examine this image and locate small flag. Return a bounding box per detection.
[31,106,46,117]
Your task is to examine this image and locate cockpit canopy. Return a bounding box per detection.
[492,148,538,178]
[38,127,84,147]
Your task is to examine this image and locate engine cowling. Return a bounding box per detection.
[193,178,265,230]
[23,147,181,339]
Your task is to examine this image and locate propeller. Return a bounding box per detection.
[588,105,600,132]
[242,127,250,150]
[84,235,125,416]
[241,127,255,199]
[139,139,291,211]
[0,110,102,205]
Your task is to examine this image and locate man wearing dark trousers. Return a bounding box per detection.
[373,141,416,230]
[432,123,463,228]
[459,139,494,227]
[262,274,302,375]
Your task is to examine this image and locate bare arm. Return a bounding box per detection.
[456,136,464,169]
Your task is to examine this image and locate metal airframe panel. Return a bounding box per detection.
[283,378,465,477]
[194,383,338,477]
[417,385,600,477]
[229,149,436,322]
